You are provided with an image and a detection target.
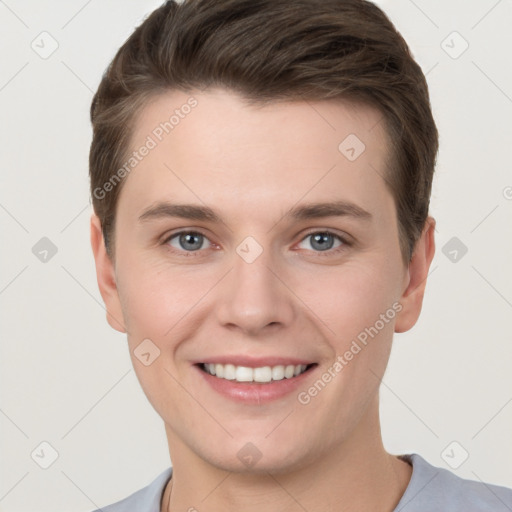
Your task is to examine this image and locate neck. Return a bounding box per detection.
[161,396,412,512]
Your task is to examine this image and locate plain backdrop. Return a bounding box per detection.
[1,0,511,510]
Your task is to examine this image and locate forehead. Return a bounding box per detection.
[131,87,387,156]
[121,87,393,224]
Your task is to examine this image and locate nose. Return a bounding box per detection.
[215,246,295,336]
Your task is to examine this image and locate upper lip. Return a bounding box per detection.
[194,356,316,368]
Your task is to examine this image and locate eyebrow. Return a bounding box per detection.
[138,200,373,224]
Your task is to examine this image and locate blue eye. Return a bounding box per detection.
[166,232,211,252]
[298,231,346,253]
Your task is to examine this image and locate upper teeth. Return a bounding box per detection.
[204,363,308,383]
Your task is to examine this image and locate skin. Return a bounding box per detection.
[90,88,436,512]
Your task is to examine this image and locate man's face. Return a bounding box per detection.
[96,88,416,473]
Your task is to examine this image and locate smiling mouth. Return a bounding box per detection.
[198,362,317,383]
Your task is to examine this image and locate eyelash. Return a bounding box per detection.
[161,229,351,258]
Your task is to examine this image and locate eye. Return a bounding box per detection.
[164,231,212,253]
[161,229,350,257]
[297,231,347,253]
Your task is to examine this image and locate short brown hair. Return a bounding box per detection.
[89,0,438,264]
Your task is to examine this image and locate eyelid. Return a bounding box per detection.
[298,227,352,244]
[161,227,211,243]
[294,229,352,256]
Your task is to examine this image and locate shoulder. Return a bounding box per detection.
[395,453,512,511]
[88,467,173,512]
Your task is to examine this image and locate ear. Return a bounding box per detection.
[90,213,127,333]
[394,216,436,333]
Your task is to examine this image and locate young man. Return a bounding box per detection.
[88,1,512,511]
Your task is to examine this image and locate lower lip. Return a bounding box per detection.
[194,364,317,404]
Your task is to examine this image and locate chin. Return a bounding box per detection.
[198,436,314,476]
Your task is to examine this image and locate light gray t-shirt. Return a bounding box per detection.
[90,453,512,511]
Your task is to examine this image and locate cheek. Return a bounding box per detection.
[117,257,215,343]
[297,260,400,342]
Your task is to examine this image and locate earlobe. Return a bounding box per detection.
[90,213,127,333]
[394,216,436,334]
